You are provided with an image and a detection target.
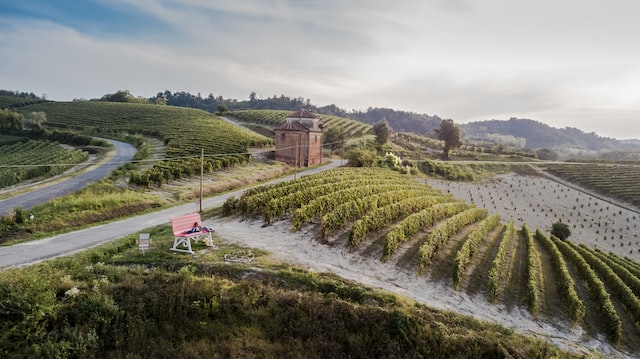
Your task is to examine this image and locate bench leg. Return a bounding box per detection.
[170,236,193,254]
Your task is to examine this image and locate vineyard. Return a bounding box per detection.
[544,163,640,207]
[223,167,640,350]
[0,140,88,188]
[429,173,640,261]
[16,101,274,187]
[392,131,444,159]
[229,109,372,138]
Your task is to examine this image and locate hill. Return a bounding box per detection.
[461,118,640,156]
[111,90,640,157]
[14,101,273,187]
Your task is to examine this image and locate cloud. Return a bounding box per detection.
[1,0,640,139]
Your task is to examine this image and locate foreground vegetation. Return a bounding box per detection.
[0,227,577,358]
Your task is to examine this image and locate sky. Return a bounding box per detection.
[1,0,639,139]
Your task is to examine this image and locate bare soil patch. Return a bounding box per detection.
[504,231,527,309]
[536,239,567,325]
[464,225,504,296]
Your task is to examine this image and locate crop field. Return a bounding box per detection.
[0,140,88,188]
[17,101,274,186]
[543,163,640,208]
[229,109,372,138]
[393,132,444,157]
[224,167,640,350]
[429,173,640,261]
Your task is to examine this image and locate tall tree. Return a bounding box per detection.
[373,119,391,145]
[435,119,462,160]
[324,126,345,152]
[0,109,23,130]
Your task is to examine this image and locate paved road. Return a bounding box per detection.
[0,139,137,215]
[0,159,343,269]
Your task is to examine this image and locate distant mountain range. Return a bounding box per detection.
[459,118,640,155]
[348,109,640,156]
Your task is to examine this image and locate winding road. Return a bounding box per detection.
[0,159,342,269]
[0,139,137,215]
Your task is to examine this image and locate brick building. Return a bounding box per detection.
[274,110,323,167]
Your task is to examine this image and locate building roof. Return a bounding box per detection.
[287,109,317,119]
[275,120,310,132]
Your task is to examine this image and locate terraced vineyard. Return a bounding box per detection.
[393,131,444,159]
[229,109,372,138]
[544,163,640,207]
[224,167,640,350]
[17,101,273,186]
[0,140,88,188]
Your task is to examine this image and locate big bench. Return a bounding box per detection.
[169,213,213,254]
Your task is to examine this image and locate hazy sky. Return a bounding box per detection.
[1,0,639,139]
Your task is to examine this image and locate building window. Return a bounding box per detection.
[281,133,285,140]
[315,135,318,143]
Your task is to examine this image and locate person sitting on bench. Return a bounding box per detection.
[186,222,201,234]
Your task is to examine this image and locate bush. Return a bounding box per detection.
[345,148,378,167]
[551,221,571,240]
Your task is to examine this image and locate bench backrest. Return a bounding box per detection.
[170,213,202,235]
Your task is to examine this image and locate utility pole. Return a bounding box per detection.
[199,148,204,213]
[294,135,300,179]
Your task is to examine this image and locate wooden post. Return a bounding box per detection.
[199,148,203,213]
[294,134,300,179]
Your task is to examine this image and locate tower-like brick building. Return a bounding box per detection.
[274,110,323,167]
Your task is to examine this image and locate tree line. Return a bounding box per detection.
[143,90,444,135]
[0,90,43,100]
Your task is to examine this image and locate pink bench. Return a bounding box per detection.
[169,213,213,254]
